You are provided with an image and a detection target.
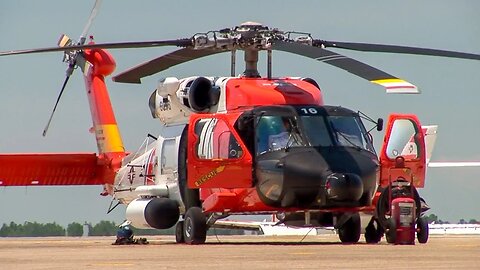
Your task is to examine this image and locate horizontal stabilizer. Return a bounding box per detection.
[0,153,109,186]
[423,125,438,164]
[428,162,480,168]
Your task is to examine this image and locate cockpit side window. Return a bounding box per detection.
[256,116,281,154]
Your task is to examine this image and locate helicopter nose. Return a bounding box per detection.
[256,148,374,208]
[282,153,362,205]
[256,150,329,207]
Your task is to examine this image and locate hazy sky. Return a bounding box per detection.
[0,0,479,226]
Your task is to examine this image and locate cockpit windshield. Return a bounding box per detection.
[303,114,374,152]
[255,109,375,155]
[256,115,304,154]
[326,115,373,151]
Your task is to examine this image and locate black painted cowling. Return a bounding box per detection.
[255,146,378,208]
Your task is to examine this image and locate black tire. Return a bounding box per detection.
[338,213,361,244]
[364,218,383,244]
[417,216,429,244]
[386,217,396,244]
[183,207,207,244]
[175,221,185,244]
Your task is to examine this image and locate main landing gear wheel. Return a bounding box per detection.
[183,207,207,244]
[338,213,361,244]
[175,221,185,243]
[364,218,384,244]
[417,216,429,244]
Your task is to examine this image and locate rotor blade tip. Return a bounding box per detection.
[371,79,419,94]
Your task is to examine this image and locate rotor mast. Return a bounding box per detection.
[238,22,265,78]
[243,49,260,77]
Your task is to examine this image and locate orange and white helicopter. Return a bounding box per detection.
[1,1,480,244]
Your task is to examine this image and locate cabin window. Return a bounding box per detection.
[194,118,242,160]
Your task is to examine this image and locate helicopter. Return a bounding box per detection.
[1,1,480,244]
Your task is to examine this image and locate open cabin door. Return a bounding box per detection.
[187,114,253,189]
[380,114,426,188]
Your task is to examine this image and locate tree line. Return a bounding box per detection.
[0,221,119,237]
[423,214,478,225]
[0,221,245,237]
[4,214,475,237]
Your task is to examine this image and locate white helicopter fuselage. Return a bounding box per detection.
[111,76,231,229]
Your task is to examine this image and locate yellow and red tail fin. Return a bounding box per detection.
[421,125,438,165]
[399,125,438,163]
[424,125,480,168]
[0,47,125,189]
[81,46,126,161]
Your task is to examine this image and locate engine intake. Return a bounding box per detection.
[187,76,220,112]
[148,76,221,125]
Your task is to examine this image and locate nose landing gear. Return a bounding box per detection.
[337,213,361,243]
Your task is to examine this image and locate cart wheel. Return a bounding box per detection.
[386,217,396,244]
[417,216,429,244]
[183,207,207,244]
[175,221,185,243]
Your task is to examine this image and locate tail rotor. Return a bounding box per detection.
[42,0,102,136]
[42,74,72,137]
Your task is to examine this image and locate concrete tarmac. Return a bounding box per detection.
[0,235,479,270]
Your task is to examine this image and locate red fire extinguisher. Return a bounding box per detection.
[387,197,416,245]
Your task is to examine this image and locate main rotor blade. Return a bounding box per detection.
[0,39,193,57]
[113,47,226,83]
[79,0,103,45]
[272,40,418,94]
[42,75,71,137]
[316,40,480,60]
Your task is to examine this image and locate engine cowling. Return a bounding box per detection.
[149,77,221,125]
[126,197,180,229]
